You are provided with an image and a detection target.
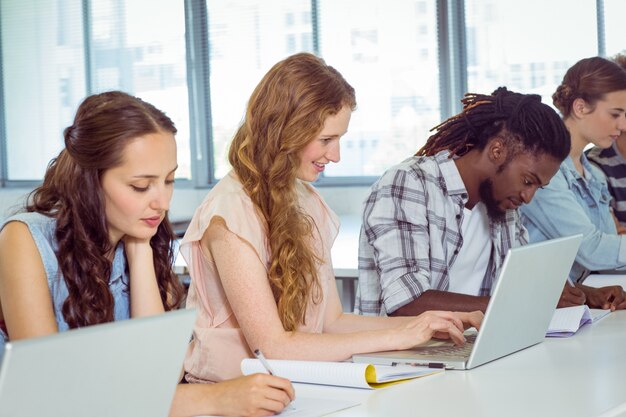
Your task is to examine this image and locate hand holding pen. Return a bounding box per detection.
[558,279,586,308]
[254,349,296,411]
[254,349,278,375]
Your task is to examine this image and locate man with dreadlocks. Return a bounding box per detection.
[355,87,571,317]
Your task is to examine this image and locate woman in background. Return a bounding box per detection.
[0,91,293,417]
[586,54,626,232]
[181,52,483,383]
[520,56,626,309]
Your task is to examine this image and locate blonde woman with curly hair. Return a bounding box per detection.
[180,53,483,391]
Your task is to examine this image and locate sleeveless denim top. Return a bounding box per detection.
[0,212,130,360]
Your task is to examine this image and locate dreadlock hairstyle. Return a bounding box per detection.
[228,53,356,331]
[417,87,570,163]
[553,56,626,119]
[27,91,185,329]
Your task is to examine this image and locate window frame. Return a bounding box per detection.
[0,0,612,189]
[0,3,6,188]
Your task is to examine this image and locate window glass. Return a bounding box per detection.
[206,0,312,179]
[2,0,85,180]
[604,0,626,57]
[91,0,190,178]
[466,0,598,107]
[318,0,440,176]
[0,1,617,185]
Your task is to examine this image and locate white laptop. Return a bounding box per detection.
[353,234,583,370]
[0,308,196,417]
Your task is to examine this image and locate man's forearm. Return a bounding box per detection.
[390,290,490,316]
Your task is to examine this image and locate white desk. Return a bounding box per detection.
[584,274,626,290]
[293,308,626,417]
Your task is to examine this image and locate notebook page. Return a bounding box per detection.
[241,359,442,389]
[590,308,611,323]
[546,305,591,337]
[276,397,360,417]
[193,396,360,417]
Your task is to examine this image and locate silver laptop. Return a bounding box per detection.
[353,234,583,370]
[0,308,196,417]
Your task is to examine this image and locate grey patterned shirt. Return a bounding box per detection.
[355,150,528,316]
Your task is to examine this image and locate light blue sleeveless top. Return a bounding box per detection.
[0,212,130,360]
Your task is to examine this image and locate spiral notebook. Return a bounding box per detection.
[241,358,443,389]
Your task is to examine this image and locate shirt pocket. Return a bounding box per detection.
[592,182,613,210]
[580,180,614,231]
[572,178,598,208]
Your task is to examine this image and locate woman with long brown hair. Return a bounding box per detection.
[180,52,483,384]
[0,91,294,417]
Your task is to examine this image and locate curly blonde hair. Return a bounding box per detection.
[228,53,356,331]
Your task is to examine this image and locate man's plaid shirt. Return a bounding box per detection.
[355,150,528,316]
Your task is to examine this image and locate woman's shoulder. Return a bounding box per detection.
[1,212,56,238]
[182,172,265,244]
[189,174,255,222]
[200,172,251,207]
[0,212,59,275]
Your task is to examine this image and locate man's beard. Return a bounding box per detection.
[478,178,506,223]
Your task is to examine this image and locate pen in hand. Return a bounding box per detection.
[254,349,295,410]
[254,349,277,375]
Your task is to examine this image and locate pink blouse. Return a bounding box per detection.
[180,172,339,382]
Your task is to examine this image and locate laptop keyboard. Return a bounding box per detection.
[416,334,477,357]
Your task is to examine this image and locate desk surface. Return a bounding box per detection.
[293,308,626,417]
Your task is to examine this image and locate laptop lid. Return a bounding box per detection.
[353,234,583,370]
[0,308,196,417]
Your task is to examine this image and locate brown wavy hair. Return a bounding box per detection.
[228,53,356,331]
[552,56,626,119]
[26,91,185,329]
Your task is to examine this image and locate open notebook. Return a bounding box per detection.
[241,358,443,389]
[547,305,611,337]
